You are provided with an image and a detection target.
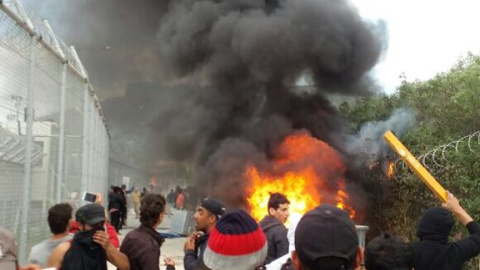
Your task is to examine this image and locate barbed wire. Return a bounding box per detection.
[392,130,480,176]
[361,130,480,181]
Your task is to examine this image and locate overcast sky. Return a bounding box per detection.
[353,0,480,93]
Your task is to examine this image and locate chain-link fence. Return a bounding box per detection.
[0,0,110,264]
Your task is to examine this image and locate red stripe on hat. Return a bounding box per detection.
[208,226,266,256]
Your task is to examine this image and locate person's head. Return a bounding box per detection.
[365,233,413,270]
[268,192,290,224]
[75,203,106,232]
[0,228,18,270]
[204,210,267,270]
[48,203,73,235]
[292,204,361,270]
[140,193,166,228]
[416,207,454,242]
[194,198,226,233]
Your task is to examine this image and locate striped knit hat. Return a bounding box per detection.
[204,210,267,270]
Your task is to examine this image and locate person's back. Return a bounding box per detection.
[133,190,140,204]
[121,227,165,270]
[167,190,175,204]
[409,192,480,270]
[28,203,73,267]
[365,233,413,270]
[176,192,185,209]
[203,210,267,270]
[29,236,71,267]
[291,204,362,270]
[120,193,175,270]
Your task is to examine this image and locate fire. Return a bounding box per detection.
[246,132,355,221]
[387,162,395,179]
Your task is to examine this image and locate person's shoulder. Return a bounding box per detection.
[48,241,71,265]
[55,241,72,251]
[124,227,146,241]
[30,240,46,252]
[272,223,288,233]
[122,229,137,241]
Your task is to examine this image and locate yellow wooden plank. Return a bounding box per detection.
[383,131,447,202]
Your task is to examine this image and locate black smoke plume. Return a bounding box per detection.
[152,0,385,208]
[23,0,171,99]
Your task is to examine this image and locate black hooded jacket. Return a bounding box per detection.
[259,215,289,265]
[62,229,107,270]
[409,207,480,270]
[184,233,210,270]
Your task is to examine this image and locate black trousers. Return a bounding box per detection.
[110,211,121,232]
[121,205,127,225]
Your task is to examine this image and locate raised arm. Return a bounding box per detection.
[443,191,480,261]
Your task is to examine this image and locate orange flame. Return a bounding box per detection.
[387,162,395,179]
[246,132,355,220]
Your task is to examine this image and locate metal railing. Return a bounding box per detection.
[0,0,110,263]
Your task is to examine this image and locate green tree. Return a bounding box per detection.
[341,53,480,269]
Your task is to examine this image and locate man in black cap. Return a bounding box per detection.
[47,203,130,270]
[184,197,226,270]
[291,204,362,270]
[409,191,480,270]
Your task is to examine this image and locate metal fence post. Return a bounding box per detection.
[81,83,89,199]
[88,96,94,191]
[93,108,99,189]
[19,33,37,264]
[56,63,67,203]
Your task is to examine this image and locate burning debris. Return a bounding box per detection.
[246,131,355,220]
[386,161,395,179]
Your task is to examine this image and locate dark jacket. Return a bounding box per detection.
[108,190,122,211]
[120,224,175,270]
[259,215,289,265]
[62,229,107,270]
[184,233,210,270]
[409,207,480,270]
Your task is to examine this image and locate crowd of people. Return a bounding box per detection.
[1,189,480,270]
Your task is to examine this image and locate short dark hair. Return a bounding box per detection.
[268,193,290,211]
[140,193,166,227]
[365,233,413,270]
[48,203,73,234]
